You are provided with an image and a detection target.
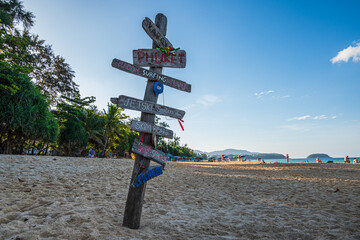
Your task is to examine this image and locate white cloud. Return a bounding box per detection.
[288,115,311,121]
[330,42,360,63]
[313,115,328,120]
[197,95,222,107]
[254,90,274,99]
[331,116,337,119]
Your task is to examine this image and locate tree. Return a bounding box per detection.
[0,0,34,29]
[0,1,59,154]
[81,108,105,149]
[52,96,95,156]
[101,104,128,156]
[29,35,79,104]
[0,68,59,154]
[1,0,79,105]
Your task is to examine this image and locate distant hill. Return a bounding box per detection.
[208,149,255,156]
[307,153,331,159]
[194,150,208,155]
[194,149,285,159]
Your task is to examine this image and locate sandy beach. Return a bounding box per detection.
[1,155,360,239]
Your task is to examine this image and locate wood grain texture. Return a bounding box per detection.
[130,120,173,139]
[111,95,185,119]
[133,49,186,68]
[142,17,173,49]
[112,58,191,93]
[131,139,167,166]
[134,165,163,187]
[123,13,168,230]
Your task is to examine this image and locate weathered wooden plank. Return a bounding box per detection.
[130,120,173,139]
[132,165,163,188]
[123,13,167,230]
[133,49,186,68]
[142,17,173,49]
[131,139,167,166]
[111,95,185,119]
[112,58,191,93]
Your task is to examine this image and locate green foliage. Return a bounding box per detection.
[0,70,59,153]
[52,96,95,156]
[58,118,87,155]
[28,35,79,104]
[1,0,78,104]
[0,17,32,94]
[157,133,196,158]
[0,0,34,29]
[100,104,128,156]
[0,1,58,154]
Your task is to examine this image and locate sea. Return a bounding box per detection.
[260,157,358,164]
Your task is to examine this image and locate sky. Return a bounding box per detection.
[22,0,360,158]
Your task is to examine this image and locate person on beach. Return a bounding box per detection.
[316,157,321,163]
[353,158,359,163]
[286,154,289,163]
[88,149,95,158]
[344,155,350,163]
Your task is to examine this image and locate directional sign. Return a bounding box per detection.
[133,49,186,68]
[142,17,173,49]
[132,165,163,188]
[132,139,167,166]
[111,95,185,119]
[130,120,173,139]
[112,58,191,93]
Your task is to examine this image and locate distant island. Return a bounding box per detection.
[195,148,256,156]
[307,153,331,159]
[195,149,286,160]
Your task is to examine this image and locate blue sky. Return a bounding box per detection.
[23,0,360,157]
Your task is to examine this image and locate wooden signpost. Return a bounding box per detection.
[142,17,173,49]
[131,139,167,166]
[133,49,186,68]
[111,95,185,119]
[132,165,163,188]
[111,58,191,92]
[111,13,190,229]
[130,120,173,139]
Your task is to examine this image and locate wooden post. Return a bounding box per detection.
[122,13,167,229]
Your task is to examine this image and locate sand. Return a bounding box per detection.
[1,155,360,240]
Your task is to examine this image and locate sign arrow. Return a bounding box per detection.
[111,95,185,119]
[112,58,191,93]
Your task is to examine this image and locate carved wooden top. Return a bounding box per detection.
[142,17,173,49]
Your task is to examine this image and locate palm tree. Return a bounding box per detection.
[101,104,127,156]
[172,134,180,147]
[81,109,105,150]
